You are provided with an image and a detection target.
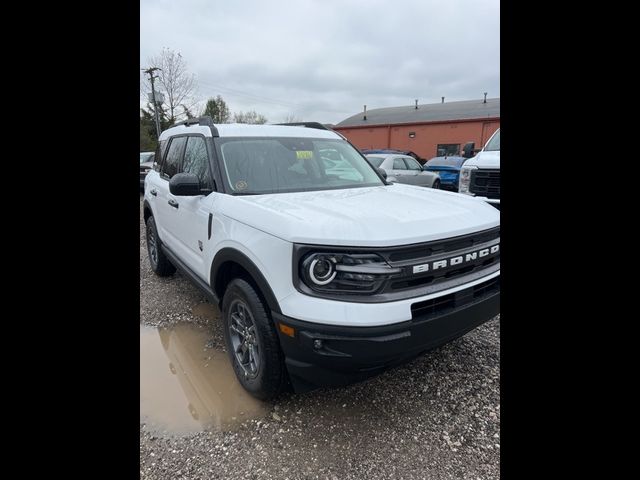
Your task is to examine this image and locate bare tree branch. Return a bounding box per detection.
[142,48,198,124]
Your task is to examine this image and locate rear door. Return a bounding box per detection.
[155,136,188,252]
[170,135,216,279]
[391,157,410,183]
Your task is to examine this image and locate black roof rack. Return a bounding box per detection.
[274,122,331,131]
[172,116,219,137]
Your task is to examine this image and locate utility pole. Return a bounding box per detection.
[142,67,162,139]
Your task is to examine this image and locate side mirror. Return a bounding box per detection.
[376,167,387,180]
[462,142,475,158]
[169,172,202,196]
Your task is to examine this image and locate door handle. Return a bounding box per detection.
[150,189,157,196]
[168,199,179,209]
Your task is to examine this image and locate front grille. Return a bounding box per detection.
[411,276,500,320]
[376,227,500,296]
[387,227,499,262]
[470,169,500,199]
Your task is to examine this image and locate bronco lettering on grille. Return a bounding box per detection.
[412,244,499,274]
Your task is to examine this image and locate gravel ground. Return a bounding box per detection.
[140,195,500,480]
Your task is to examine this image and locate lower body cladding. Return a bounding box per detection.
[273,275,500,393]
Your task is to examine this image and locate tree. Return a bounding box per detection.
[140,103,171,150]
[202,95,231,123]
[142,48,197,124]
[140,121,156,152]
[233,110,268,124]
[181,104,196,119]
[282,113,301,123]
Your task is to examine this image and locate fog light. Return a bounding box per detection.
[313,339,323,350]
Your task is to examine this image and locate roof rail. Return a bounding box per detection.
[275,122,330,131]
[171,116,218,137]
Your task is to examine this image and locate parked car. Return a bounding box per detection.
[365,153,440,189]
[140,151,155,189]
[423,155,468,192]
[459,128,500,209]
[143,117,500,399]
[361,149,424,164]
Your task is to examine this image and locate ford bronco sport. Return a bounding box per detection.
[143,117,501,400]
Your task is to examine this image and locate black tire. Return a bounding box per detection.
[145,216,176,277]
[432,179,441,189]
[221,278,286,400]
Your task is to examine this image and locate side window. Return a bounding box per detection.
[160,137,187,179]
[153,140,168,171]
[183,136,212,189]
[393,158,407,170]
[405,158,422,171]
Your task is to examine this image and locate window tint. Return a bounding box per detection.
[183,136,212,189]
[393,158,407,170]
[405,158,422,170]
[161,137,187,179]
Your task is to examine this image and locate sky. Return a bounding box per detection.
[140,0,499,125]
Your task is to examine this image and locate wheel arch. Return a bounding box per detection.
[143,199,153,223]
[211,248,282,314]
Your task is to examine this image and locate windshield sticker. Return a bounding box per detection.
[296,150,313,160]
[235,180,248,191]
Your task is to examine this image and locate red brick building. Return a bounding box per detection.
[333,98,500,160]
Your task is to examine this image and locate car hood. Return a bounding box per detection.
[465,150,500,169]
[140,161,154,169]
[221,184,500,246]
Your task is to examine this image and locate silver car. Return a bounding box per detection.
[366,154,440,188]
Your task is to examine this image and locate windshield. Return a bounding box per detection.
[366,156,385,167]
[217,137,385,195]
[485,129,500,151]
[140,152,154,164]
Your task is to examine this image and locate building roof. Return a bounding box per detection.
[335,98,500,128]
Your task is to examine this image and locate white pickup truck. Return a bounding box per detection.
[459,128,500,209]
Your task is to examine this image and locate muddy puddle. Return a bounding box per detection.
[140,322,268,435]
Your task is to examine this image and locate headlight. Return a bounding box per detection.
[459,165,477,194]
[299,252,401,294]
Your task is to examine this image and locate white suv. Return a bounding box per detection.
[143,117,501,399]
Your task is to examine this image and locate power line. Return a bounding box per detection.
[198,81,355,118]
[197,80,301,108]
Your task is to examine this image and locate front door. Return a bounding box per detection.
[171,135,216,280]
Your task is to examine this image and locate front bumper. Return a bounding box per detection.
[273,276,500,392]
